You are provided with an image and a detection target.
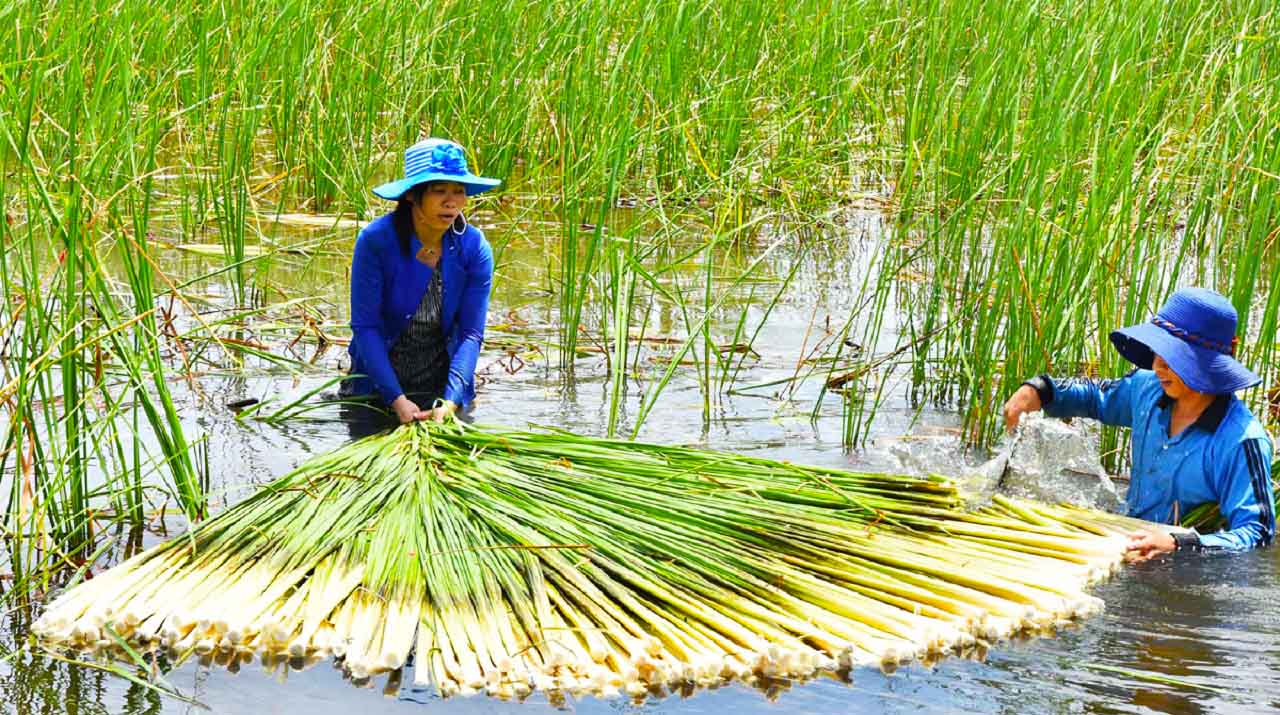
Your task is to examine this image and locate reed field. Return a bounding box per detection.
[1,0,1279,706]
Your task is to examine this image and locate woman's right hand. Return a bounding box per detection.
[391,395,426,424]
[1002,384,1043,432]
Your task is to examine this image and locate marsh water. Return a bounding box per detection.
[2,208,1278,714]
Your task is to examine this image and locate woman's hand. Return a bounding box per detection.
[391,396,457,423]
[425,400,457,423]
[1002,384,1043,432]
[1124,530,1176,562]
[391,395,426,424]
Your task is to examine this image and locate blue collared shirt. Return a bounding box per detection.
[1043,369,1274,551]
[346,213,493,407]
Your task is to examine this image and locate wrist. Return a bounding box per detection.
[1171,530,1202,553]
[391,395,416,416]
[1021,374,1054,407]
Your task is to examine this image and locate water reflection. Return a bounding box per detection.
[5,503,1277,714]
[0,637,158,715]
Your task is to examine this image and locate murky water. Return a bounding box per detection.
[6,548,1277,714]
[3,209,1278,713]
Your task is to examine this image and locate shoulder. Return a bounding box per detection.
[1064,368,1159,393]
[1119,369,1165,403]
[1217,398,1273,461]
[1081,368,1161,398]
[356,213,398,249]
[1203,404,1274,480]
[1124,369,1161,391]
[453,224,493,264]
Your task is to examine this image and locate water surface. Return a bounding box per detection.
[2,210,1276,714]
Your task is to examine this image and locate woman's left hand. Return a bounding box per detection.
[1124,530,1176,562]
[426,400,458,422]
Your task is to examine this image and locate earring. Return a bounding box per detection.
[452,212,467,235]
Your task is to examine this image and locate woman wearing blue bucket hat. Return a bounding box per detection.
[1003,287,1274,560]
[341,138,501,426]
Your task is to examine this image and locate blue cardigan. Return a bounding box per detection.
[346,213,493,408]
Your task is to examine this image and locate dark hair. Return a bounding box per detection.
[391,183,429,256]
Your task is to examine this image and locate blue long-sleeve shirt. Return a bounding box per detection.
[346,214,493,408]
[1039,369,1274,551]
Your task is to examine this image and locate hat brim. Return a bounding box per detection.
[1109,322,1261,394]
[372,171,501,200]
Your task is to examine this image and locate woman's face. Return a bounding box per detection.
[410,181,468,235]
[1152,354,1196,400]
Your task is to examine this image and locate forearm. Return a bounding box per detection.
[1200,438,1276,552]
[444,239,493,408]
[1023,374,1097,420]
[352,327,404,405]
[443,330,482,407]
[1023,372,1142,427]
[349,229,403,404]
[1196,524,1265,551]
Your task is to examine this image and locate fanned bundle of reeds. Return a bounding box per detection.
[33,422,1151,700]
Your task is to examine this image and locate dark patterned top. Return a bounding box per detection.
[385,269,451,400]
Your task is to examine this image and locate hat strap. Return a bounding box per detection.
[1151,317,1237,356]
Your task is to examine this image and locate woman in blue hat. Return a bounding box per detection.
[341,138,501,425]
[1002,287,1274,560]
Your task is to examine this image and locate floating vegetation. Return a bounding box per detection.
[33,423,1154,701]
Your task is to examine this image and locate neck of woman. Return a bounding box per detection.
[413,220,444,250]
[1172,390,1215,421]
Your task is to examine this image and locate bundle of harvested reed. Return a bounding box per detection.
[34,422,1145,700]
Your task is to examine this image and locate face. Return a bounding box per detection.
[409,181,468,234]
[1152,354,1196,400]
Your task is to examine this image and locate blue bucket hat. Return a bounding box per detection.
[1109,287,1260,395]
[372,138,501,200]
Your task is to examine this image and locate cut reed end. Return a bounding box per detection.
[265,622,290,644]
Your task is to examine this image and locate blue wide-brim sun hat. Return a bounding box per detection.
[372,138,501,200]
[1109,287,1261,395]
